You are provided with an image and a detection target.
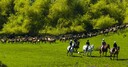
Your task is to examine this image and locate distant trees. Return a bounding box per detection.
[93,15,117,29]
[0,0,128,35]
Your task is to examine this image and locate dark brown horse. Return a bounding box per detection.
[110,46,120,60]
[100,44,110,56]
[73,41,80,52]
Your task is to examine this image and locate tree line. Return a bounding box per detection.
[0,0,128,35]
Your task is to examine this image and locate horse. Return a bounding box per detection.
[83,45,94,56]
[73,41,80,52]
[67,44,74,56]
[110,46,120,60]
[67,41,80,56]
[100,44,110,56]
[47,37,56,43]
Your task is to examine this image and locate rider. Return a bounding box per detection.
[86,40,90,51]
[74,38,77,45]
[112,41,118,52]
[69,40,73,51]
[101,39,106,51]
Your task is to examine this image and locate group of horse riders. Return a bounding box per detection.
[68,38,119,54]
[101,39,118,53]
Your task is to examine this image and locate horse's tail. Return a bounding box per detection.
[107,44,110,49]
[67,46,70,51]
[83,45,87,51]
[109,48,113,53]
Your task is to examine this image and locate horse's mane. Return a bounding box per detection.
[104,44,110,49]
[117,46,120,50]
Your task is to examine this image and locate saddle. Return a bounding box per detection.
[101,46,105,51]
[112,48,117,53]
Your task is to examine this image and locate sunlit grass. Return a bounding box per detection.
[0,29,128,67]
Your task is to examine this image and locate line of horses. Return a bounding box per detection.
[67,43,120,60]
[0,36,56,44]
[1,23,127,44]
[60,24,128,42]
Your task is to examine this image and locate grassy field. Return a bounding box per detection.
[0,29,128,67]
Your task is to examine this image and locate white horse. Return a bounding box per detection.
[83,45,94,56]
[67,43,75,56]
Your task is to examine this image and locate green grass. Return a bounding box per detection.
[0,29,128,67]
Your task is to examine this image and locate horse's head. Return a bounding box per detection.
[117,46,120,50]
[106,44,110,49]
[117,46,120,51]
[89,45,94,50]
[91,45,94,49]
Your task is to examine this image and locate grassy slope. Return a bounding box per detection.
[0,29,128,67]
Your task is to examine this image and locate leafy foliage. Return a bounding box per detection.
[0,0,128,35]
[93,15,117,29]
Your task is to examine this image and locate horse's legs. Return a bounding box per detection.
[116,53,118,60]
[83,50,85,56]
[87,51,91,57]
[90,51,92,57]
[74,48,78,53]
[99,50,102,57]
[113,54,116,60]
[75,48,78,52]
[102,52,104,56]
[70,51,73,56]
[67,50,69,56]
[105,52,107,56]
[84,50,87,56]
[87,52,89,56]
[110,53,112,60]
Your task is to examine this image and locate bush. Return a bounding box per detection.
[94,15,118,29]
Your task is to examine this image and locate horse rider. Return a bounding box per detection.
[112,41,118,53]
[69,40,73,51]
[74,38,77,44]
[101,39,106,51]
[73,38,78,47]
[86,40,90,51]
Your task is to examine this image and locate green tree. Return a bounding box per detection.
[0,0,15,30]
[94,15,118,29]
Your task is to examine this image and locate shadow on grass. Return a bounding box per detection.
[104,56,111,57]
[0,61,7,67]
[90,55,111,57]
[91,56,101,58]
[117,58,128,61]
[72,55,83,58]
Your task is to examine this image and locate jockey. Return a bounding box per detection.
[112,41,118,52]
[74,38,77,45]
[69,40,73,51]
[101,39,106,51]
[70,40,72,46]
[86,40,90,51]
